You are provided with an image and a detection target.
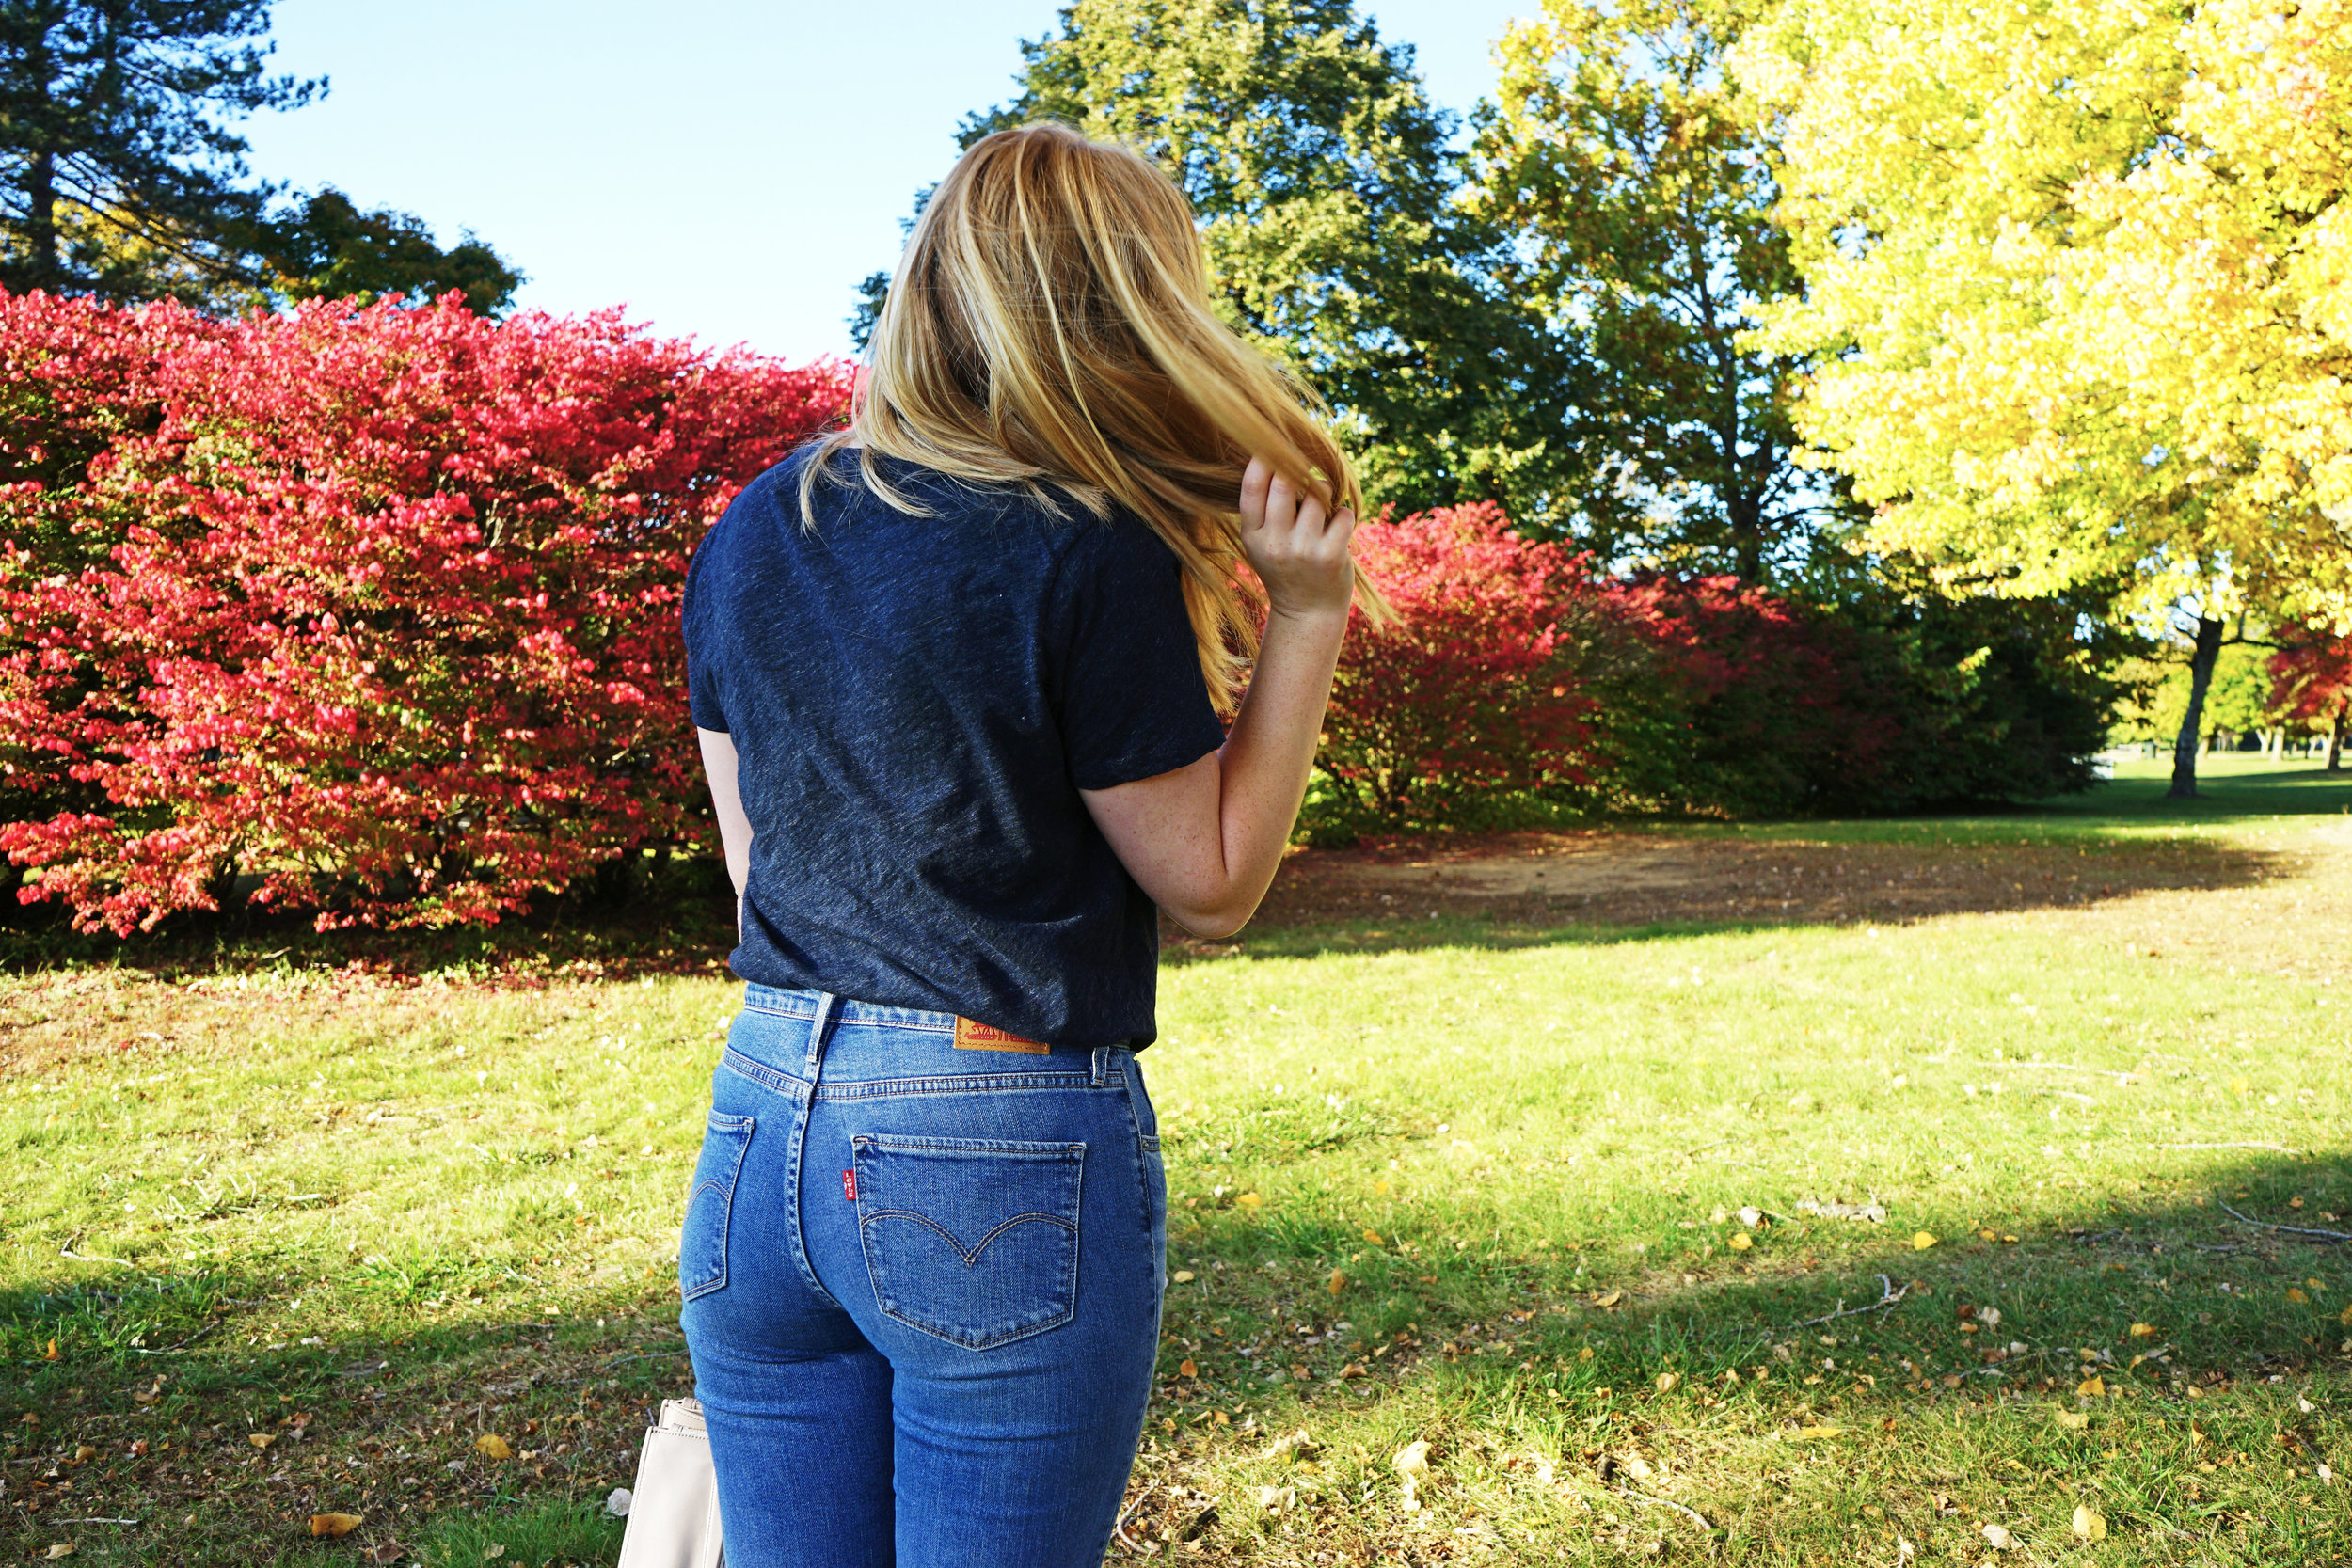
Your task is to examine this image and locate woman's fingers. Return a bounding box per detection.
[1239,457,1274,528]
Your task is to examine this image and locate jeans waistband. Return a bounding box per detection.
[740,983,966,1037]
[728,984,1130,1092]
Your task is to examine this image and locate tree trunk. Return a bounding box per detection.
[23,24,56,293]
[2168,615,2225,799]
[2331,699,2346,773]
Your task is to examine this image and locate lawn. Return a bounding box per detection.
[3,753,2348,1564]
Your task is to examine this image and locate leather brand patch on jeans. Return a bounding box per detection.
[952,1015,1051,1053]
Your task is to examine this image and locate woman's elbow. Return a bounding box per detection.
[1165,897,1254,942]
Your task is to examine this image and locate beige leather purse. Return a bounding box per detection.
[616,1398,725,1568]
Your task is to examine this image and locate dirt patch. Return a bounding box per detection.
[1249,829,2280,930]
[1199,825,2352,982]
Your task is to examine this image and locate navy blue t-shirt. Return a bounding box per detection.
[681,448,1227,1048]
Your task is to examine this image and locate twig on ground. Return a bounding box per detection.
[601,1349,691,1368]
[2219,1200,2352,1243]
[2161,1141,2307,1154]
[1112,1483,1159,1556]
[52,1517,142,1526]
[1610,1486,1711,1532]
[128,1322,219,1356]
[1966,1347,2060,1378]
[59,1233,135,1268]
[1782,1275,1910,1331]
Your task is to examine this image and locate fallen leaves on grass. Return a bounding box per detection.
[2072,1503,2107,1541]
[1171,1270,1194,1283]
[2056,1412,2090,1431]
[1177,1359,1196,1378]
[247,1433,273,1449]
[1361,1227,1382,1244]
[1786,1425,1844,1441]
[308,1513,362,1538]
[1729,1232,1754,1251]
[1981,1523,2014,1550]
[1912,1231,1938,1251]
[1256,1484,1297,1516]
[1262,1429,1319,1463]
[1234,1193,1263,1211]
[473,1433,513,1460]
[1394,1437,1431,1511]
[1592,1289,1624,1309]
[1655,1372,1680,1393]
[2077,1376,2106,1399]
[1327,1269,1346,1296]
[2130,1323,2159,1337]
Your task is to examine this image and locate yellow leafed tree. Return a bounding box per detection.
[1739,0,2352,796]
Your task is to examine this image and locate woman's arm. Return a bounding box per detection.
[698,727,755,911]
[1080,459,1355,940]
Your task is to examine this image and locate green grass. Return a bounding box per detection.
[5,763,2350,1562]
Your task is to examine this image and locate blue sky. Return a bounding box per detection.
[238,0,1535,365]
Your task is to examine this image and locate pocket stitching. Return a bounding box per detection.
[858,1208,1077,1267]
[678,1112,755,1302]
[852,1136,1084,1351]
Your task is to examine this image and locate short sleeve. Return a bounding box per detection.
[1049,518,1229,791]
[683,515,730,733]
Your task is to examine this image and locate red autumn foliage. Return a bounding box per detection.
[2268,626,2352,768]
[1320,502,1608,817]
[1603,573,1902,815]
[0,292,851,933]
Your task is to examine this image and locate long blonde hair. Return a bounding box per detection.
[800,121,1386,709]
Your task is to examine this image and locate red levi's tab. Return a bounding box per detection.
[841,1169,857,1202]
[953,1016,1050,1054]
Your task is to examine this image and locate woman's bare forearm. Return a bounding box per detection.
[1197,605,1348,930]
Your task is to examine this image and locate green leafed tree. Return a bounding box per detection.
[1466,0,1848,583]
[880,0,1583,525]
[260,189,522,314]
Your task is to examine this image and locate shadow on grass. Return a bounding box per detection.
[0,1267,688,1564]
[1117,1149,2352,1560]
[4,1155,2345,1561]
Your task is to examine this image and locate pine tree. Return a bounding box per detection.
[0,1,323,301]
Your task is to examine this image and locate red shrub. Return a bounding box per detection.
[2268,627,2352,764]
[0,293,850,933]
[1320,503,1607,818]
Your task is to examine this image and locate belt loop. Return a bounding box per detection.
[1090,1045,1111,1087]
[804,991,838,1075]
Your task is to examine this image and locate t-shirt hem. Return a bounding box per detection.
[1069,734,1224,793]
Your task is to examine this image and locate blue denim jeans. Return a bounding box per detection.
[677,986,1168,1567]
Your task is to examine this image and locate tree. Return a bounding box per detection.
[1467,0,1848,583]
[0,1,320,302]
[899,0,1581,524]
[260,189,523,314]
[2270,630,2352,772]
[1316,502,1609,826]
[1738,0,2352,798]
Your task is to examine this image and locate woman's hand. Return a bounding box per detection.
[1239,456,1357,622]
[1077,458,1357,939]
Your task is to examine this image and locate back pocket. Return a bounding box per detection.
[678,1111,755,1301]
[852,1134,1083,1350]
